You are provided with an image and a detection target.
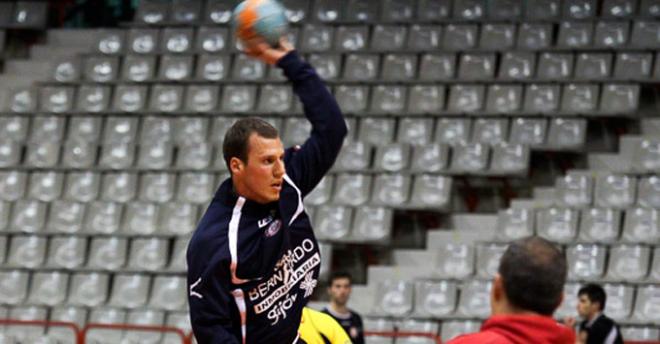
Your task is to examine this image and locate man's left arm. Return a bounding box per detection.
[278,51,347,196]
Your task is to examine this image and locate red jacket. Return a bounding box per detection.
[447,315,576,344]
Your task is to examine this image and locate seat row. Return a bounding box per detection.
[0,1,46,29]
[133,0,660,26]
[106,20,660,57]
[552,173,660,209]
[0,116,587,153]
[3,82,639,116]
[368,279,660,323]
[49,51,660,84]
[497,206,660,244]
[0,170,222,204]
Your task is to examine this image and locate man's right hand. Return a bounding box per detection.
[241,37,294,65]
[563,316,576,328]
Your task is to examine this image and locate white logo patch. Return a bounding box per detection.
[265,219,282,237]
[258,216,273,228]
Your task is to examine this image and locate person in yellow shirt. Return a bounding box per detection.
[299,307,353,344]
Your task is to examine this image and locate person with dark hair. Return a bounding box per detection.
[448,237,576,343]
[566,284,623,344]
[322,272,364,344]
[186,37,347,344]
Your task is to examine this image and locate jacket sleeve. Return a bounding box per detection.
[188,261,240,343]
[278,51,348,197]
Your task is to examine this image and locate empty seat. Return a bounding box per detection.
[10,200,46,233]
[370,25,407,51]
[594,174,636,208]
[575,53,612,80]
[46,236,86,269]
[221,85,257,112]
[563,0,597,18]
[335,25,369,51]
[622,207,660,243]
[594,21,630,47]
[458,53,496,80]
[61,140,96,168]
[537,53,574,80]
[457,280,491,318]
[557,21,594,48]
[159,55,193,81]
[537,207,579,243]
[352,206,393,242]
[173,117,208,144]
[0,171,27,201]
[547,118,587,150]
[77,85,111,113]
[411,144,450,173]
[413,280,457,318]
[471,119,507,145]
[64,172,100,202]
[509,118,546,146]
[196,54,229,81]
[555,282,581,319]
[7,235,46,268]
[28,171,63,202]
[381,54,416,80]
[159,202,197,236]
[479,23,515,49]
[632,285,660,323]
[68,272,109,307]
[443,24,478,50]
[333,173,371,206]
[524,84,560,113]
[88,237,127,270]
[149,276,187,311]
[48,306,88,343]
[499,52,535,80]
[614,53,653,79]
[122,202,158,235]
[638,176,660,208]
[635,138,660,172]
[6,306,48,342]
[84,201,122,234]
[0,117,28,142]
[333,141,372,171]
[631,21,660,47]
[476,244,507,278]
[139,117,172,145]
[491,143,530,174]
[374,144,410,172]
[300,24,334,51]
[108,274,150,308]
[621,327,660,341]
[408,85,445,114]
[95,29,124,54]
[149,84,183,113]
[441,321,482,343]
[451,142,489,173]
[258,85,293,113]
[128,28,159,54]
[232,54,266,81]
[433,243,475,279]
[396,320,439,344]
[419,53,456,80]
[86,308,126,343]
[607,245,651,281]
[196,26,228,53]
[599,84,639,114]
[314,205,352,241]
[28,271,68,306]
[566,244,607,280]
[39,86,74,113]
[282,117,311,146]
[139,173,175,203]
[47,200,85,233]
[161,28,193,54]
[496,207,534,240]
[177,142,212,170]
[371,174,410,206]
[373,280,414,317]
[602,0,636,16]
[127,238,168,271]
[176,173,215,204]
[83,56,119,82]
[407,25,441,51]
[112,85,148,112]
[25,141,59,167]
[435,118,471,145]
[486,85,522,113]
[123,309,166,344]
[517,23,552,49]
[0,203,8,231]
[579,208,621,243]
[305,176,333,206]
[398,118,434,146]
[0,270,28,305]
[101,172,137,203]
[121,55,156,81]
[358,118,395,145]
[448,85,485,112]
[4,87,37,113]
[343,54,379,81]
[307,54,341,80]
[555,174,593,207]
[334,85,369,114]
[169,237,189,272]
[410,175,452,208]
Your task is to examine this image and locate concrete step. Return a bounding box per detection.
[366,265,432,285]
[587,153,633,173]
[392,249,435,267]
[46,29,97,48]
[3,59,50,78]
[640,119,660,136]
[29,45,87,60]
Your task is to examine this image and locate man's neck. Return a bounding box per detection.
[329,302,350,316]
[587,312,602,323]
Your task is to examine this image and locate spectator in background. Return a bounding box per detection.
[448,237,575,344]
[565,283,623,344]
[323,272,365,344]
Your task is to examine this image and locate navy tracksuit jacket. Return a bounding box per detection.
[187,51,347,344]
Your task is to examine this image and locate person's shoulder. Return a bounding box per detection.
[348,309,364,321]
[446,331,507,344]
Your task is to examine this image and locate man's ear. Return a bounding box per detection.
[492,273,504,302]
[230,157,244,175]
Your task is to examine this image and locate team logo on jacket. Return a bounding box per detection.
[265,219,282,237]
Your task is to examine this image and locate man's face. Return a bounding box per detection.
[233,134,285,204]
[328,278,352,306]
[576,294,599,318]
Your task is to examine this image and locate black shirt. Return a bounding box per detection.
[579,313,624,344]
[322,307,365,344]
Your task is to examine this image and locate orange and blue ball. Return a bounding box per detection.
[233,0,288,47]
